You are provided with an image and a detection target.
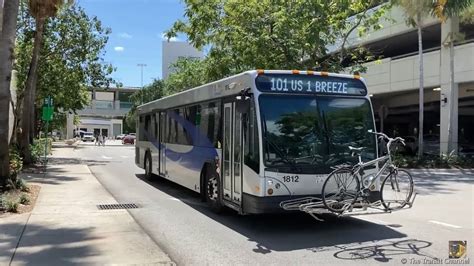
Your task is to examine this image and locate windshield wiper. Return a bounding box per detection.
[263,135,301,172]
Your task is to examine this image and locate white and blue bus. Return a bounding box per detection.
[136,70,377,214]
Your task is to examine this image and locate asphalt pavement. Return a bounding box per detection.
[74,141,474,265]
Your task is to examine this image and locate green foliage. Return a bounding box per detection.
[125,79,166,131]
[393,153,474,168]
[20,193,30,205]
[460,2,474,24]
[4,199,19,213]
[30,138,52,163]
[14,2,116,127]
[18,178,30,192]
[164,58,210,95]
[166,0,389,78]
[9,148,23,181]
[6,177,29,192]
[129,79,166,106]
[392,0,473,25]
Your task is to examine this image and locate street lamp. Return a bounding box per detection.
[137,63,147,103]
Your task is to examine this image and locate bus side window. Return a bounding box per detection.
[139,115,145,141]
[144,115,151,141]
[198,101,220,148]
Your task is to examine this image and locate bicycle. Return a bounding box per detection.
[321,130,414,214]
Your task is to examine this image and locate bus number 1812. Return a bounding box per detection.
[282,175,299,182]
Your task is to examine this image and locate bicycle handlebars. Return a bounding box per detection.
[368,130,405,155]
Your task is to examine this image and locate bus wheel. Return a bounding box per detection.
[144,152,154,180]
[205,171,223,213]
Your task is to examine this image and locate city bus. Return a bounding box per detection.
[135,70,377,214]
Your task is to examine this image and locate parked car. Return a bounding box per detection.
[122,134,136,144]
[82,132,95,142]
[116,134,126,140]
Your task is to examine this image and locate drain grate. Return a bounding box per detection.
[97,203,139,210]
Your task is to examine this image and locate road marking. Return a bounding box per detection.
[429,220,462,229]
[101,155,113,160]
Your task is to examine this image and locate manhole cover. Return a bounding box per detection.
[97,203,139,210]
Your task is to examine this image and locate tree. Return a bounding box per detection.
[125,79,166,131]
[393,0,472,157]
[165,0,388,80]
[18,0,72,164]
[13,3,114,153]
[0,0,20,187]
[164,57,209,95]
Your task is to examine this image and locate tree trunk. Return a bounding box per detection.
[19,16,45,164]
[0,0,20,188]
[417,14,424,158]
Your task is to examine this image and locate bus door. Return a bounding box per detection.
[223,102,243,205]
[159,112,166,177]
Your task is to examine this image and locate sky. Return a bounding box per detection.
[77,0,186,88]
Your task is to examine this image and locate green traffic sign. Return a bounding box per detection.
[42,106,53,121]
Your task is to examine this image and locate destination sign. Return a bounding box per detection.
[255,74,367,96]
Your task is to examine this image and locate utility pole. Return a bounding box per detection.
[137,63,147,104]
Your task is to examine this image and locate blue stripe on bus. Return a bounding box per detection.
[142,111,218,171]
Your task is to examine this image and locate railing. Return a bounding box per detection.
[95,100,114,109]
[120,102,133,110]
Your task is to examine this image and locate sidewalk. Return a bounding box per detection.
[0,144,174,265]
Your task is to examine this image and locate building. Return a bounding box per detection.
[162,41,203,79]
[67,87,136,138]
[343,5,474,155]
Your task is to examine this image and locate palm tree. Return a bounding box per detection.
[0,0,20,187]
[19,0,72,163]
[393,0,472,158]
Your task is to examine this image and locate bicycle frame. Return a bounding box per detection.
[351,154,392,191]
[352,133,401,189]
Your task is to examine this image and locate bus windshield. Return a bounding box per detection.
[259,95,376,174]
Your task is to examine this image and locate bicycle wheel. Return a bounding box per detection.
[322,168,360,213]
[381,169,414,210]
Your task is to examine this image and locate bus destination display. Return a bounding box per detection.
[255,74,367,96]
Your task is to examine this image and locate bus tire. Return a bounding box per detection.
[144,152,154,181]
[205,169,223,213]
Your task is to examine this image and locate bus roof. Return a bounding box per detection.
[137,70,366,114]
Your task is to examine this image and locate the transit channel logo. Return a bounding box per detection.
[449,241,467,259]
[400,241,469,264]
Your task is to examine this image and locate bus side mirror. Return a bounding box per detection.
[236,100,250,113]
[235,88,251,101]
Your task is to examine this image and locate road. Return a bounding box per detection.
[72,141,474,265]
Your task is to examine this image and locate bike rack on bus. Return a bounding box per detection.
[279,191,417,221]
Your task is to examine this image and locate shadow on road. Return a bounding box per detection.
[136,174,413,254]
[411,170,474,195]
[332,238,434,263]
